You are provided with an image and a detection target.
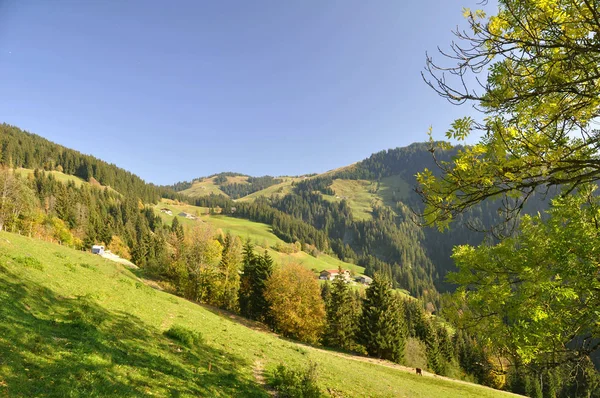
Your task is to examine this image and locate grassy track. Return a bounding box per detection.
[0,231,520,397]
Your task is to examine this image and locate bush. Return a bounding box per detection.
[164,325,202,347]
[13,255,44,270]
[271,362,321,398]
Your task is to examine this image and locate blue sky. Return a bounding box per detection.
[0,0,490,185]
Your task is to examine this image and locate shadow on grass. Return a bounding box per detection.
[0,267,268,397]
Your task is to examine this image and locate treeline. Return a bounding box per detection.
[292,176,335,195]
[334,142,457,182]
[1,124,162,203]
[165,180,193,192]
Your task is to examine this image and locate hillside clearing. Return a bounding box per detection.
[0,231,521,397]
[180,176,230,197]
[14,168,118,194]
[322,179,379,221]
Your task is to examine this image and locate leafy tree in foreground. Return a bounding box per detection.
[358,273,407,363]
[416,0,600,386]
[450,187,600,366]
[418,0,600,230]
[264,263,325,344]
[0,168,37,232]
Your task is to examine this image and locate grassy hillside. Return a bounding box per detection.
[322,179,379,221]
[236,177,299,202]
[319,175,412,221]
[0,231,519,397]
[378,174,412,207]
[154,200,366,275]
[180,176,231,197]
[15,168,118,194]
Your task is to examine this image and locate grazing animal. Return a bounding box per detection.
[416,368,423,376]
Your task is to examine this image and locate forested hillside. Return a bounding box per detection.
[176,143,551,302]
[0,124,162,203]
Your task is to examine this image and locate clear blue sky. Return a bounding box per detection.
[0,0,489,185]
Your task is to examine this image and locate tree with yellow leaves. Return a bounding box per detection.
[265,263,325,344]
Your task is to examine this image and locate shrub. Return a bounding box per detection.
[271,362,321,398]
[164,325,202,347]
[13,255,44,270]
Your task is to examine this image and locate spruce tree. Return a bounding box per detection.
[320,281,331,303]
[171,216,184,241]
[357,273,407,363]
[238,243,273,323]
[324,267,358,350]
[423,320,443,375]
[215,233,242,311]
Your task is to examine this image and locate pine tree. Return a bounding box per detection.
[214,233,242,311]
[320,281,331,303]
[357,273,407,363]
[171,216,184,241]
[324,267,359,350]
[238,242,273,322]
[423,320,443,375]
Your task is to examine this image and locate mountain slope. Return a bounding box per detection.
[154,199,366,275]
[0,231,519,398]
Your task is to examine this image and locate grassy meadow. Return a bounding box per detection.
[14,168,118,194]
[180,176,231,197]
[0,231,520,397]
[236,177,299,202]
[322,179,379,221]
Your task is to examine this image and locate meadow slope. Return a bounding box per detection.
[0,231,521,397]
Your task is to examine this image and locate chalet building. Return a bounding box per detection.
[178,212,197,220]
[160,208,173,216]
[356,275,373,285]
[319,269,351,281]
[91,245,105,255]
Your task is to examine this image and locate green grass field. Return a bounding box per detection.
[15,168,118,194]
[0,231,519,397]
[322,179,380,221]
[236,177,299,202]
[180,177,231,197]
[378,175,412,207]
[15,168,87,187]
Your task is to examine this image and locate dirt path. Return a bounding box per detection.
[253,359,277,397]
